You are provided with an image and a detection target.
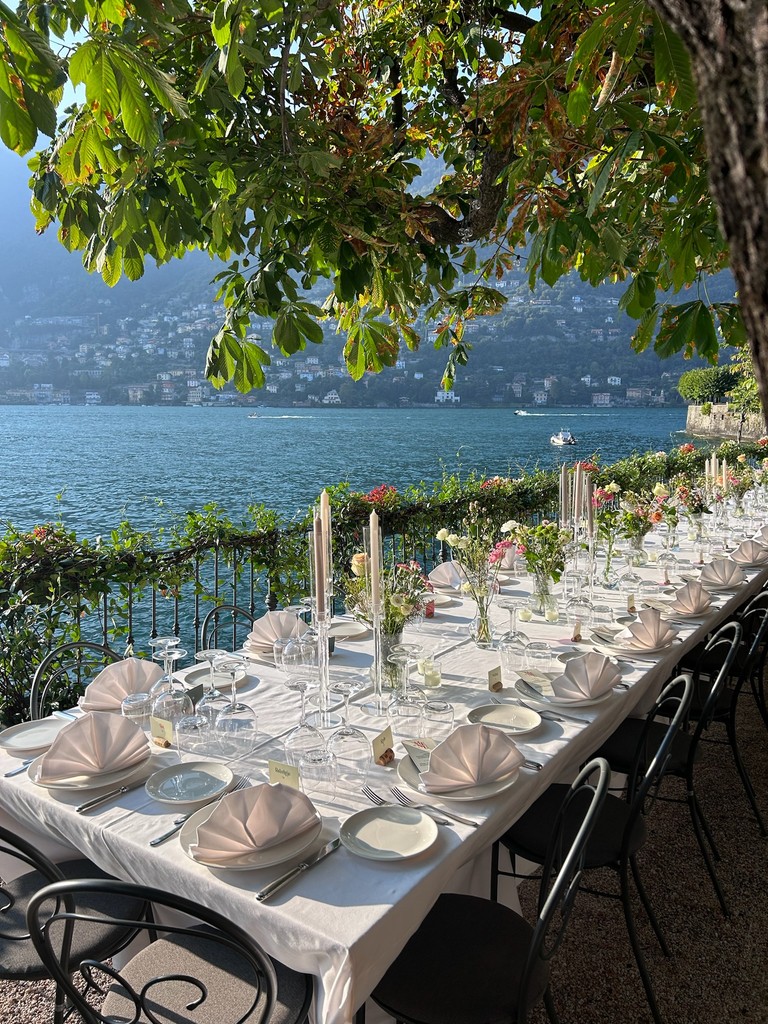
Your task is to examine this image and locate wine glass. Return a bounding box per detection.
[327,677,369,783]
[497,598,530,646]
[150,642,186,698]
[194,648,227,700]
[283,674,324,767]
[150,669,193,762]
[387,653,424,742]
[213,655,258,758]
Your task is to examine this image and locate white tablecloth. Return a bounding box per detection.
[0,534,764,1024]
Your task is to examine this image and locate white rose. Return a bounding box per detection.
[436,528,450,541]
[652,483,669,498]
[607,481,621,493]
[501,520,517,532]
[447,533,461,547]
[457,537,470,550]
[350,552,368,577]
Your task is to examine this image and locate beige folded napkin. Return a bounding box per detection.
[247,610,308,652]
[700,557,745,589]
[615,608,677,650]
[189,783,319,865]
[428,561,464,590]
[755,525,768,544]
[669,581,712,616]
[496,547,517,570]
[731,539,768,566]
[37,711,149,783]
[418,723,524,793]
[550,652,620,700]
[80,657,164,712]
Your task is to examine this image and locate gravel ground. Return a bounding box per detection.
[3,696,767,1024]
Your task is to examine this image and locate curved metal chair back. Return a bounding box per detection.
[0,825,64,944]
[519,757,610,1021]
[201,603,257,650]
[691,620,743,738]
[27,878,283,1024]
[29,641,121,720]
[734,591,768,691]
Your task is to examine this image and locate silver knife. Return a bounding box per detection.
[255,838,341,903]
[76,779,147,813]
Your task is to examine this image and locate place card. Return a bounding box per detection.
[372,725,395,766]
[149,715,173,749]
[186,681,205,705]
[402,739,435,774]
[268,759,300,789]
[488,666,503,692]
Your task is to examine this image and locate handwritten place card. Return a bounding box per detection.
[372,725,395,766]
[268,759,300,789]
[149,715,173,748]
[488,666,503,692]
[401,738,436,774]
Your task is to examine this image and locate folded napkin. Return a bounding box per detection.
[731,539,768,566]
[189,783,319,865]
[428,561,465,591]
[669,581,712,616]
[755,525,768,544]
[615,608,677,650]
[80,657,163,712]
[550,652,620,700]
[247,610,308,652]
[496,547,517,571]
[37,711,149,783]
[700,557,745,589]
[418,723,524,793]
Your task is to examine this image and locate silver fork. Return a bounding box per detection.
[390,787,480,828]
[362,784,452,827]
[149,775,251,847]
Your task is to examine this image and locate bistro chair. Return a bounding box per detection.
[201,602,257,650]
[29,640,121,720]
[361,757,610,1024]
[27,878,313,1024]
[590,622,742,915]
[0,825,148,1024]
[491,675,693,1024]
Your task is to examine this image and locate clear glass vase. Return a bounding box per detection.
[531,570,555,616]
[625,534,649,566]
[469,594,495,649]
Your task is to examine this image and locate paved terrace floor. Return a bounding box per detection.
[3,694,767,1024]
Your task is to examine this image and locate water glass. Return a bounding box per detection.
[525,641,552,673]
[299,748,338,802]
[215,705,258,758]
[121,692,152,727]
[499,637,527,679]
[421,700,454,742]
[176,713,213,755]
[591,604,614,626]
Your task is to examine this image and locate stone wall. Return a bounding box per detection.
[685,403,767,440]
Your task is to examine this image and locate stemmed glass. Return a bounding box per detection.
[390,643,425,700]
[283,675,325,767]
[149,638,184,697]
[149,649,193,761]
[213,654,258,758]
[387,653,424,742]
[497,598,530,677]
[327,677,369,783]
[195,648,227,699]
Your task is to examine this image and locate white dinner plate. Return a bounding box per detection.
[0,717,68,757]
[340,806,438,861]
[179,806,322,870]
[28,748,153,791]
[699,582,743,592]
[513,678,614,709]
[428,592,455,608]
[591,640,681,661]
[496,574,520,586]
[183,665,250,689]
[238,645,274,665]
[328,620,369,640]
[145,761,235,806]
[730,557,768,568]
[466,704,542,735]
[397,754,519,802]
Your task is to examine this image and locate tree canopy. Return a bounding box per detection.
[0,1,764,401]
[677,366,737,405]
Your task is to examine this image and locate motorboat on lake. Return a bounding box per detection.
[514,409,529,416]
[550,429,576,446]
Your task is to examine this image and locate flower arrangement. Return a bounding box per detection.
[618,490,670,539]
[344,554,428,635]
[361,483,399,509]
[502,518,570,583]
[674,483,710,517]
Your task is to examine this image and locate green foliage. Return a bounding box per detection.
[677,366,737,403]
[701,402,712,416]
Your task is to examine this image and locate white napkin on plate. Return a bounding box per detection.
[189,783,319,865]
[418,723,523,793]
[731,539,768,566]
[80,657,163,712]
[550,652,620,700]
[37,711,149,783]
[247,610,308,652]
[754,525,768,544]
[615,608,677,650]
[428,561,464,591]
[669,581,712,616]
[700,557,745,589]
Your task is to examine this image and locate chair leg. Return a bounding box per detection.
[749,673,768,730]
[353,1006,366,1024]
[620,861,665,1024]
[726,713,767,835]
[629,854,670,957]
[687,787,729,916]
[543,986,561,1024]
[490,840,500,902]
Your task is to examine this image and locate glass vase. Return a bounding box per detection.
[469,594,495,649]
[625,534,649,566]
[531,570,555,616]
[379,629,404,689]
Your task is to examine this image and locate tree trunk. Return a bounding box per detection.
[646,1,768,423]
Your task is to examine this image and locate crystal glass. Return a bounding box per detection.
[499,636,528,679]
[150,644,187,698]
[151,681,193,760]
[327,678,369,784]
[497,599,530,646]
[212,654,258,758]
[619,570,642,612]
[176,712,213,755]
[121,692,152,728]
[565,594,593,639]
[391,643,425,699]
[591,603,614,626]
[387,653,425,741]
[194,648,227,700]
[525,641,552,673]
[299,748,338,802]
[657,550,678,586]
[421,699,454,742]
[283,674,324,767]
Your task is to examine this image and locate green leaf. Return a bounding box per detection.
[653,300,719,361]
[0,58,37,153]
[619,271,657,318]
[86,51,121,124]
[482,36,504,62]
[652,14,697,109]
[274,308,302,354]
[630,304,659,353]
[713,302,747,348]
[566,79,591,127]
[119,70,159,150]
[68,40,99,86]
[21,81,56,138]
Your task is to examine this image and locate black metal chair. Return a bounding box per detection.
[27,878,313,1024]
[492,675,693,1024]
[29,640,121,720]
[589,621,742,916]
[361,757,610,1024]
[201,602,257,650]
[0,826,148,1024]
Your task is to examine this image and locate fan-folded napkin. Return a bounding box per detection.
[550,652,620,700]
[80,657,163,712]
[700,558,745,589]
[615,608,677,650]
[247,610,308,652]
[418,723,523,793]
[427,562,465,591]
[37,711,149,783]
[669,581,712,616]
[731,539,768,566]
[189,783,319,865]
[754,525,768,544]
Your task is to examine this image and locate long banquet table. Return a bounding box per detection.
[0,535,765,1024]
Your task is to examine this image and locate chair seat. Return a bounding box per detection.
[371,893,548,1024]
[0,858,141,979]
[102,926,311,1024]
[592,718,701,777]
[499,785,646,869]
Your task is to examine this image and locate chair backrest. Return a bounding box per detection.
[691,620,743,738]
[733,591,768,691]
[519,757,610,1021]
[27,879,289,1024]
[29,641,121,720]
[201,603,256,650]
[0,825,65,945]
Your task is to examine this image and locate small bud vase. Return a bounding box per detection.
[469,595,495,649]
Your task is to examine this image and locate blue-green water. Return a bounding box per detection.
[0,406,687,535]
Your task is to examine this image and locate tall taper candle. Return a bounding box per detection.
[320,489,333,597]
[586,474,594,537]
[313,514,326,619]
[369,510,381,613]
[573,462,583,524]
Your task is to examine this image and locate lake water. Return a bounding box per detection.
[0,405,688,536]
